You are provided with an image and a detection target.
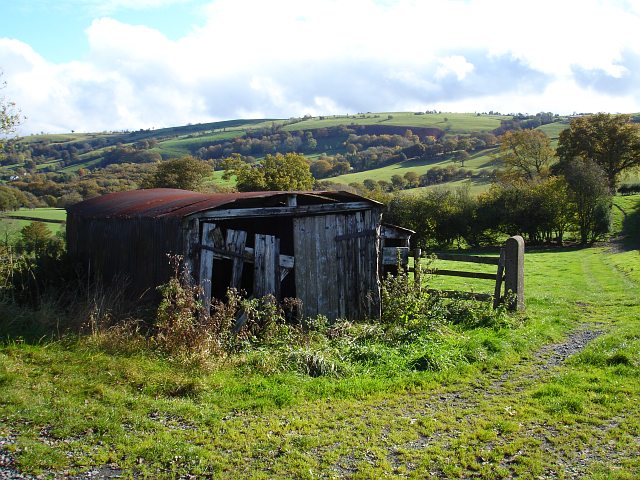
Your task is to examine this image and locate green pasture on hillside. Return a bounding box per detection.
[330,147,500,185]
[535,121,569,139]
[0,217,65,241]
[400,178,493,196]
[207,170,236,189]
[0,208,66,241]
[157,130,245,157]
[19,133,100,144]
[3,208,66,222]
[282,112,508,134]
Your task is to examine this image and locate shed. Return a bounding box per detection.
[66,188,403,321]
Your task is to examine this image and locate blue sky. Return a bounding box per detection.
[1,0,640,134]
[2,1,209,62]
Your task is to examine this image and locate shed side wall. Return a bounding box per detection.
[67,214,185,299]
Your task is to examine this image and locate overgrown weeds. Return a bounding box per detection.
[1,243,523,377]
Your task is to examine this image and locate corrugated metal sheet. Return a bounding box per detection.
[67,189,381,219]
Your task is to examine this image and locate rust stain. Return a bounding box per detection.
[67,189,381,219]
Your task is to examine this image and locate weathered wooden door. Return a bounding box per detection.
[293,211,380,321]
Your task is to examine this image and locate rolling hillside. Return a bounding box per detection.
[1,111,596,205]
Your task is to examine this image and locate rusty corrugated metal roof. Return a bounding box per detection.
[67,189,381,219]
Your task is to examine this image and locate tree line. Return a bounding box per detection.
[383,113,640,246]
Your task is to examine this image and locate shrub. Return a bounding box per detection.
[154,255,238,363]
[618,183,640,195]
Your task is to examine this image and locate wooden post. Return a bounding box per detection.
[198,222,216,313]
[182,217,199,282]
[413,248,422,292]
[504,235,524,311]
[253,234,280,298]
[225,229,247,289]
[493,247,505,309]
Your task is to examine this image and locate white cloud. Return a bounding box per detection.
[2,0,640,134]
[435,56,475,81]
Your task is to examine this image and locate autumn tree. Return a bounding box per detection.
[557,113,640,191]
[563,158,611,244]
[390,174,407,190]
[499,129,554,181]
[309,159,332,179]
[1,70,22,149]
[403,171,420,188]
[19,221,51,254]
[142,156,212,191]
[455,150,470,167]
[222,152,314,192]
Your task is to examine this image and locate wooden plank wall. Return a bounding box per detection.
[67,214,184,301]
[294,210,381,321]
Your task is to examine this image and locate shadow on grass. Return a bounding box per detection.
[619,199,640,250]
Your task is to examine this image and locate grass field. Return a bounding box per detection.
[2,208,66,222]
[156,130,245,157]
[281,112,509,134]
[330,147,499,186]
[535,121,569,139]
[0,196,638,478]
[0,208,66,241]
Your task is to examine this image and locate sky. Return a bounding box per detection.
[1,0,640,135]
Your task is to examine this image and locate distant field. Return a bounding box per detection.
[157,130,244,157]
[400,178,493,196]
[3,208,66,221]
[329,147,500,185]
[535,121,569,139]
[282,112,508,134]
[60,158,103,173]
[620,171,640,186]
[20,133,101,144]
[0,208,66,241]
[207,170,236,189]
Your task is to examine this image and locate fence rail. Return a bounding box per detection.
[390,235,525,311]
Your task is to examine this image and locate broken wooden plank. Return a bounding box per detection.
[253,234,280,298]
[280,267,291,282]
[195,201,375,220]
[198,222,216,313]
[225,229,247,289]
[198,244,294,269]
